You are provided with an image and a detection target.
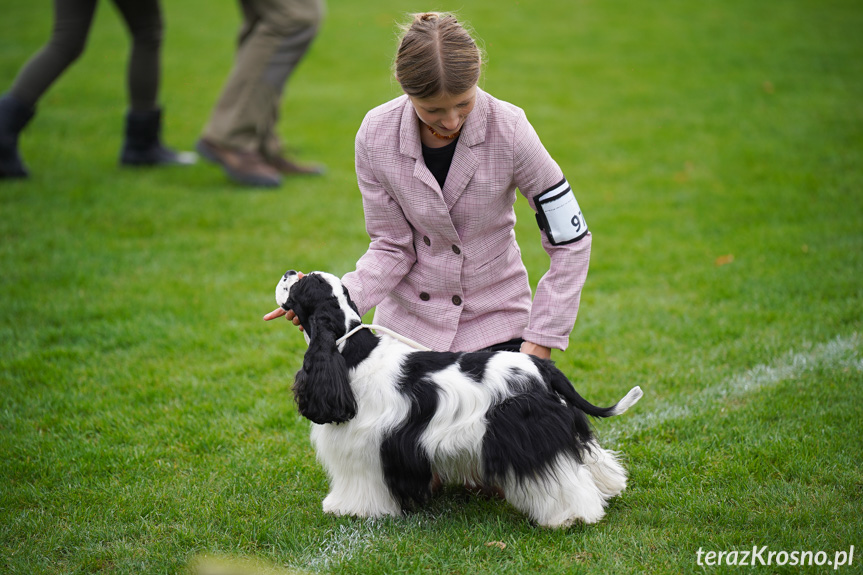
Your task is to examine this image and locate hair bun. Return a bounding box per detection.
[397,12,482,99]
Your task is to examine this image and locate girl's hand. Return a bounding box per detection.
[520,341,551,359]
[263,307,304,331]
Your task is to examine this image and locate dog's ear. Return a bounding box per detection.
[282,294,300,322]
[293,313,357,425]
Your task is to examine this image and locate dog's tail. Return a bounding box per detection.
[595,385,643,417]
[569,384,643,418]
[540,361,643,417]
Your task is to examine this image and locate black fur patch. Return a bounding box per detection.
[340,321,378,370]
[457,352,494,383]
[380,351,460,509]
[482,391,594,486]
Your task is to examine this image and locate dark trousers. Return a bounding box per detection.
[480,338,525,353]
[10,0,163,111]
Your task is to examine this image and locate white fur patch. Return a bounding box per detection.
[310,339,412,518]
[318,272,362,334]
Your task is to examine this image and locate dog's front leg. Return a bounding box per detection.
[312,424,402,518]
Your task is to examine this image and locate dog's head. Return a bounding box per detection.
[276,270,362,343]
[275,271,361,425]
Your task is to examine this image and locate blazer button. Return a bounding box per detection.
[452,295,462,306]
[420,292,430,301]
[451,244,461,255]
[423,236,431,246]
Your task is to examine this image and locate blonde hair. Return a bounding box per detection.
[394,12,484,99]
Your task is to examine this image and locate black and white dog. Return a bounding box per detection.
[273,270,642,528]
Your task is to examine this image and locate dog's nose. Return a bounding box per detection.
[283,270,297,279]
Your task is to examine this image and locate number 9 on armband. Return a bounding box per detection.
[534,178,589,246]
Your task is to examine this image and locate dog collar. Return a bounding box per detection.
[336,324,432,352]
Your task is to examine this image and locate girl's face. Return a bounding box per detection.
[409,86,477,137]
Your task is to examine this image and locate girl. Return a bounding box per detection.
[268,12,590,359]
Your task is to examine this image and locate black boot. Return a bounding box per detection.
[0,93,35,179]
[120,107,196,166]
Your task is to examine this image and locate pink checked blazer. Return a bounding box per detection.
[342,88,591,352]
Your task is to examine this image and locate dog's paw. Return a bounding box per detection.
[322,494,402,518]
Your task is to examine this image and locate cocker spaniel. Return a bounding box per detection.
[270,270,642,528]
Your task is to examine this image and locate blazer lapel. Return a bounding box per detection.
[399,100,443,197]
[442,89,488,210]
[398,97,460,241]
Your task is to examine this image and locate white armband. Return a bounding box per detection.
[534,178,588,245]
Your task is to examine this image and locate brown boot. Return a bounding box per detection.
[265,152,326,176]
[196,138,282,187]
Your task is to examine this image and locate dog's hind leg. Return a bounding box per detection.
[503,454,609,528]
[483,394,610,526]
[583,442,627,499]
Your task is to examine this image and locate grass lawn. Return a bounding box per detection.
[2,0,862,573]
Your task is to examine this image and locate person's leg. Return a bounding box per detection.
[112,0,162,111]
[196,0,280,185]
[9,0,98,107]
[1,0,97,178]
[258,22,324,175]
[198,0,323,184]
[112,0,195,166]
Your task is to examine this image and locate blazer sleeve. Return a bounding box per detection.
[341,115,417,316]
[513,111,592,351]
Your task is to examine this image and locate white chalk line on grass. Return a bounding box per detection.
[603,333,862,446]
[296,505,455,572]
[300,521,382,572]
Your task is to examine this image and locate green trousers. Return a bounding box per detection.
[201,0,324,158]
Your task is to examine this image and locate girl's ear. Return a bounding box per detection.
[292,314,357,424]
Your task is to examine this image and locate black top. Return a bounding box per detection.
[421,136,459,189]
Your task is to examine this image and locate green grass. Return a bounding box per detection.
[2,0,862,573]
